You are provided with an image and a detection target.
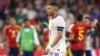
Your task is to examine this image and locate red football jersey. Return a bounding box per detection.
[4,25,20,48]
[71,23,90,50]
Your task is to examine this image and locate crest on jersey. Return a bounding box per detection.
[51,22,55,27]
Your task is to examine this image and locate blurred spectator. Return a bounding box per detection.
[15,3,26,25]
[15,3,27,15]
[4,17,20,56]
[26,3,37,25]
[83,15,92,56]
[0,20,7,56]
[58,1,67,20]
[37,6,46,21]
[65,12,74,31]
[34,0,42,10]
[89,7,100,20]
[35,17,44,45]
[9,0,19,16]
[96,19,100,48]
[0,0,9,20]
[0,20,3,30]
[0,20,6,49]
[88,6,100,48]
[16,19,40,56]
[95,0,100,5]
[43,15,49,47]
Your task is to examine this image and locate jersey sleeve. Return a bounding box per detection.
[67,24,74,32]
[86,25,91,30]
[16,31,21,43]
[71,25,77,36]
[33,28,40,45]
[56,16,65,31]
[31,25,40,45]
[3,26,8,35]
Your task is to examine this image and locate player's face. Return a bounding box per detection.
[47,5,55,16]
[83,17,90,25]
[9,18,16,25]
[25,21,30,27]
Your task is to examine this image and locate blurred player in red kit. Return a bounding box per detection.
[66,14,97,56]
[4,17,20,56]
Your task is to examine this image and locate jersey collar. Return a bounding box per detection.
[52,14,59,19]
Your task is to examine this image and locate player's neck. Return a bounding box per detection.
[24,25,30,28]
[10,24,16,26]
[52,12,58,19]
[77,21,83,24]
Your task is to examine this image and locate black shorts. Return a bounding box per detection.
[67,47,85,56]
[85,50,92,56]
[8,48,19,56]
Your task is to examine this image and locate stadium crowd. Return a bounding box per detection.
[0,0,100,56]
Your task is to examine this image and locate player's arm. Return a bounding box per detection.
[50,27,64,48]
[16,31,21,46]
[16,31,23,56]
[91,19,98,27]
[3,26,8,47]
[3,26,10,51]
[66,24,75,42]
[86,19,98,29]
[33,27,40,47]
[66,33,75,42]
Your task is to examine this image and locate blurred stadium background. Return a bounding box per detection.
[0,0,100,56]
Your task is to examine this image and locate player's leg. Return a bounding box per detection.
[72,50,85,56]
[8,48,18,56]
[8,48,19,56]
[68,48,84,56]
[66,42,71,56]
[23,51,28,56]
[85,50,92,56]
[67,47,73,56]
[8,48,12,56]
[78,50,85,56]
[23,51,33,56]
[27,51,33,56]
[12,48,19,56]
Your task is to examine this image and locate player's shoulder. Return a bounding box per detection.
[55,15,64,22]
[67,24,75,32]
[15,25,21,29]
[71,23,78,30]
[4,25,11,29]
[56,15,64,20]
[30,25,35,29]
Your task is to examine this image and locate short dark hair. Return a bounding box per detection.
[76,14,83,22]
[9,16,15,19]
[49,2,59,8]
[24,19,29,22]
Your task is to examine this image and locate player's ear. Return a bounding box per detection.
[55,6,59,10]
[52,6,57,11]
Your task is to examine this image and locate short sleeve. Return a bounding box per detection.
[56,16,65,31]
[85,25,91,30]
[67,24,74,32]
[71,25,77,35]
